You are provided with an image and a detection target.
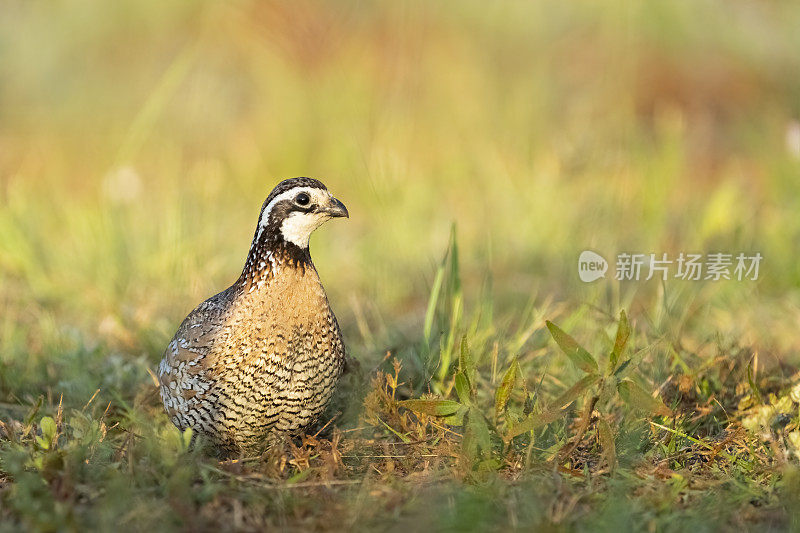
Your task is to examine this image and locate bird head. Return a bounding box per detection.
[256,177,348,250]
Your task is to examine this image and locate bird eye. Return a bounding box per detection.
[295,192,310,206]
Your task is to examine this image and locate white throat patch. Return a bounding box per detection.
[280,211,327,248]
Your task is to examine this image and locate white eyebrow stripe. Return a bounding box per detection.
[254,189,305,243]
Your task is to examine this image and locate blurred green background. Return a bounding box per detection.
[6,1,800,529]
[1,0,800,404]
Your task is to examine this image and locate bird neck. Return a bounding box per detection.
[236,230,312,292]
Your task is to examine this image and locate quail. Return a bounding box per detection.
[158,177,349,454]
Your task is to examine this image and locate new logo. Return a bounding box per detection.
[578,250,608,282]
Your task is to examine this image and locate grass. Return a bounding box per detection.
[2,0,800,530]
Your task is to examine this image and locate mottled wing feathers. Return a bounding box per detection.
[158,289,233,428]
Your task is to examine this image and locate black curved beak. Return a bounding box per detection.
[324,196,349,218]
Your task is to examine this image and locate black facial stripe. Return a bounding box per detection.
[272,199,315,216]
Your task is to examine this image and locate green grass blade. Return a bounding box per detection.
[494,357,518,419]
[399,399,463,417]
[455,372,471,405]
[545,320,599,374]
[423,262,446,346]
[597,417,617,471]
[609,310,631,373]
[552,374,600,410]
[505,407,567,440]
[617,379,671,416]
[459,336,475,387]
